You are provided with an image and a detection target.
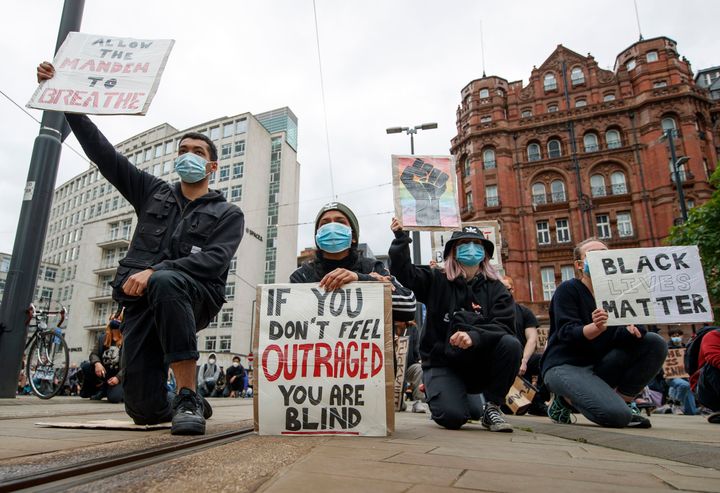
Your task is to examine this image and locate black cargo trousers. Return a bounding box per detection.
[121,269,221,425]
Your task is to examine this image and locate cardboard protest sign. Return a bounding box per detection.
[394,335,410,411]
[430,220,502,268]
[663,348,689,379]
[28,32,174,115]
[505,377,537,415]
[588,246,713,325]
[254,283,394,436]
[535,327,549,353]
[392,155,461,231]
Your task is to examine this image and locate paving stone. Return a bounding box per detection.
[260,471,410,493]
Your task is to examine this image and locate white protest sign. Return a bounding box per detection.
[431,220,502,269]
[28,32,174,115]
[254,283,393,436]
[588,246,713,325]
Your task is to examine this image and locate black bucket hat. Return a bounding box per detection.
[314,202,360,241]
[443,225,495,260]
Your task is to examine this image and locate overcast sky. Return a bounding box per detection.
[1,0,719,262]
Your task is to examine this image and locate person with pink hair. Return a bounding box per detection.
[388,219,521,431]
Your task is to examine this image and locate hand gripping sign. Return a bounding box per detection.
[28,32,174,115]
[254,283,394,436]
[587,246,713,325]
[392,155,462,230]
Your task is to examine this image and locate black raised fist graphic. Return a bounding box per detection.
[400,158,449,225]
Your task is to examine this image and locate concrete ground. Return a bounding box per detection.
[1,396,718,492]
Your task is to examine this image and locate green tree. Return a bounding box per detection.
[668,167,720,323]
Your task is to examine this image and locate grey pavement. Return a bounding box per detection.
[1,396,719,492]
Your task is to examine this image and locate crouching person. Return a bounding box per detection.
[389,221,521,432]
[80,315,124,403]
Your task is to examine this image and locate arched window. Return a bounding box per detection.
[547,103,559,113]
[544,73,558,91]
[527,143,541,162]
[590,174,606,197]
[551,180,566,202]
[610,171,627,195]
[606,129,622,149]
[547,139,562,159]
[479,88,490,98]
[483,148,496,169]
[462,156,471,177]
[583,133,599,152]
[571,67,585,85]
[661,116,677,137]
[521,109,533,118]
[575,98,587,108]
[603,93,616,102]
[531,182,547,204]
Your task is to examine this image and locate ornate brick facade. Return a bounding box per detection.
[450,37,717,318]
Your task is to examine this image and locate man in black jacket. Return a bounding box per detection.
[37,63,245,435]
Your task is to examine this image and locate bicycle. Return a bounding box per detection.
[24,303,69,399]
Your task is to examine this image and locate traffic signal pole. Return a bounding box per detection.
[0,0,84,398]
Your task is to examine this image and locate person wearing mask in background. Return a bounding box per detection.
[80,314,124,403]
[37,63,244,436]
[689,326,720,423]
[290,202,417,321]
[502,276,549,416]
[664,328,698,415]
[197,354,220,398]
[389,222,521,432]
[541,238,667,428]
[224,355,246,398]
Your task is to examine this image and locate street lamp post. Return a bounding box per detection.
[386,123,438,264]
[664,128,690,222]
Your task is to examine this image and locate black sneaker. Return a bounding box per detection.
[708,412,720,424]
[202,396,213,420]
[527,401,549,416]
[481,403,513,432]
[626,401,652,429]
[171,387,206,435]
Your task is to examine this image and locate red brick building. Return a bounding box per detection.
[450,37,717,316]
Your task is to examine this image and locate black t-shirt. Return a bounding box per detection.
[514,303,539,347]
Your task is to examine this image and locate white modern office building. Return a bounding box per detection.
[42,107,300,368]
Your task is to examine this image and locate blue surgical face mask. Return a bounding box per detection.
[583,258,591,277]
[316,223,353,253]
[175,153,210,183]
[456,243,485,266]
[671,336,682,345]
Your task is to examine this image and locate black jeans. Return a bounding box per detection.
[121,270,220,425]
[80,362,124,403]
[697,364,720,412]
[423,334,522,430]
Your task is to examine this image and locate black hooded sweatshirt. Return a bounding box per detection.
[388,231,514,369]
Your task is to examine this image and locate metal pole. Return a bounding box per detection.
[0,0,84,398]
[666,129,689,222]
[408,130,421,264]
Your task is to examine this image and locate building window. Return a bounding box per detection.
[669,159,688,182]
[236,119,248,134]
[144,148,153,162]
[547,139,562,159]
[583,133,599,152]
[223,123,234,138]
[165,141,175,155]
[561,265,575,283]
[590,174,606,197]
[547,104,559,113]
[464,190,473,211]
[603,93,616,102]
[532,182,546,205]
[205,336,217,351]
[163,160,173,174]
[463,157,471,177]
[232,162,244,179]
[626,58,637,71]
[661,117,677,137]
[221,143,232,159]
[234,140,246,156]
[229,257,237,273]
[480,115,492,124]
[570,67,585,85]
[485,185,499,207]
[606,129,622,149]
[541,267,556,301]
[575,98,587,108]
[154,144,163,158]
[479,88,490,98]
[536,221,551,245]
[544,73,558,91]
[153,163,162,176]
[209,127,220,141]
[527,143,541,161]
[0,258,10,272]
[219,165,230,182]
[556,218,571,243]
[521,109,533,118]
[483,149,496,169]
[550,180,566,202]
[225,282,235,300]
[220,308,233,327]
[219,335,232,352]
[596,214,611,239]
[230,185,242,202]
[45,267,57,282]
[617,212,634,237]
[610,171,627,194]
[654,80,668,88]
[646,51,658,62]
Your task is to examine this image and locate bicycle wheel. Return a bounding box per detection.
[26,330,69,399]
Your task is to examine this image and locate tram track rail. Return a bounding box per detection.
[0,426,256,492]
